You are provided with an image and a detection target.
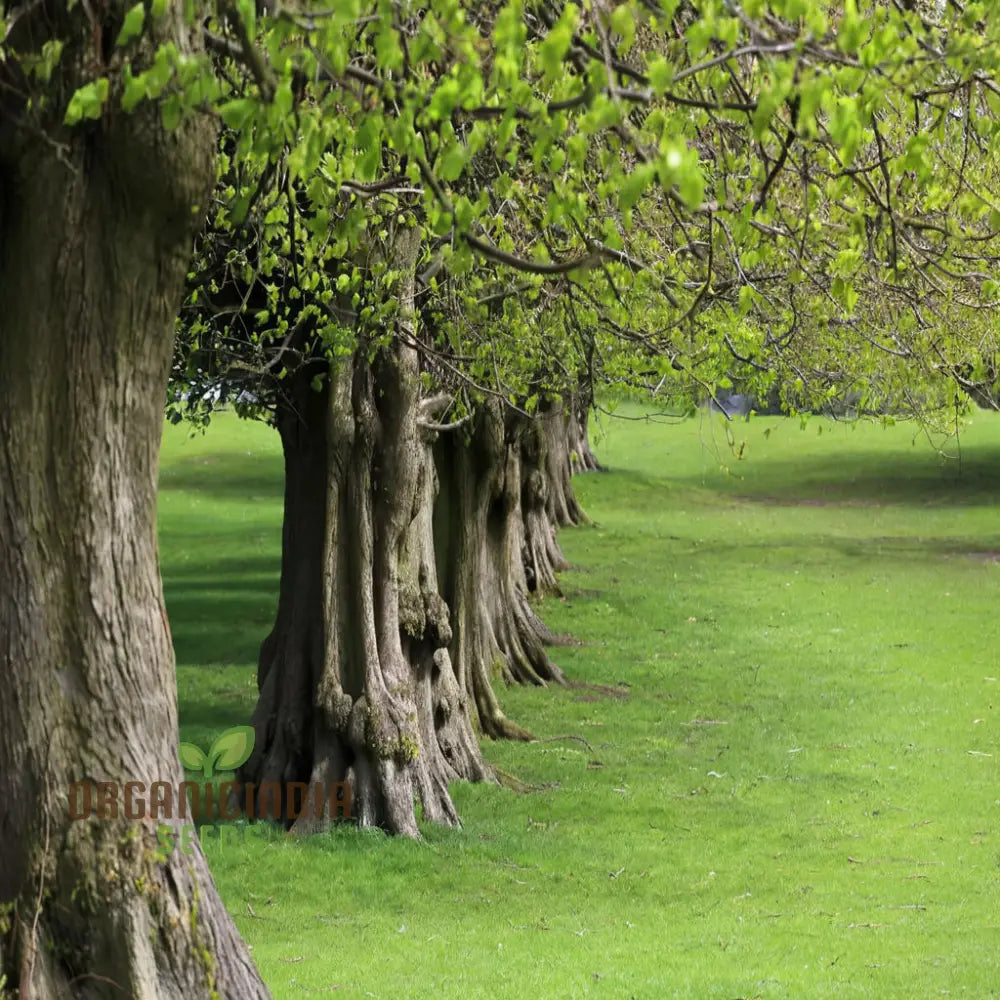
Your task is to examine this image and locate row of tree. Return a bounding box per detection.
[3,1,1000,996]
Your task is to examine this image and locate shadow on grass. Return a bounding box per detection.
[159,453,285,502]
[669,444,1000,507]
[669,532,1000,565]
[176,684,258,737]
[163,557,278,666]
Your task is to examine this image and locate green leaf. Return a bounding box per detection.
[427,78,461,121]
[619,164,654,212]
[677,160,704,209]
[609,5,635,51]
[161,95,182,131]
[219,98,256,131]
[375,23,404,72]
[831,276,859,314]
[208,725,255,772]
[64,78,109,126]
[453,195,474,231]
[179,742,207,771]
[116,3,145,47]
[143,43,176,97]
[122,67,147,112]
[537,7,576,79]
[355,118,382,181]
[230,194,251,226]
[236,0,256,40]
[837,0,867,54]
[273,79,293,119]
[438,142,466,181]
[738,284,757,315]
[647,56,674,95]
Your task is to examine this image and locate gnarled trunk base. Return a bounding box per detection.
[244,242,492,835]
[435,404,567,740]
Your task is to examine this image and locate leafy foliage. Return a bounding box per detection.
[9,1,1000,418]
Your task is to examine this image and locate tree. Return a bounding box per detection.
[172,0,671,823]
[177,0,1000,839]
[240,227,494,836]
[8,2,1000,994]
[0,2,268,996]
[434,400,567,739]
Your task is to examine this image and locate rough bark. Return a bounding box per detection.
[517,403,572,594]
[243,231,492,837]
[0,5,268,998]
[434,403,565,740]
[539,396,588,527]
[567,389,603,474]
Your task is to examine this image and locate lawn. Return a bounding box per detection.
[159,405,1000,999]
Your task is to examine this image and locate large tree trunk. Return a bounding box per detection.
[244,231,492,837]
[0,6,268,998]
[434,403,565,740]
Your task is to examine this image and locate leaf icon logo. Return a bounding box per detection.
[179,743,207,772]
[179,725,255,779]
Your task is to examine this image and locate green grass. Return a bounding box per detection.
[160,407,1000,999]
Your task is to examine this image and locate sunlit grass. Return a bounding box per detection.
[160,406,1000,999]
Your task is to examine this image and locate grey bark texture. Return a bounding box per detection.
[243,229,493,836]
[0,3,269,997]
[434,403,566,740]
[567,389,603,474]
[518,401,576,594]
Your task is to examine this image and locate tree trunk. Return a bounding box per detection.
[568,388,603,474]
[434,403,565,740]
[0,6,268,998]
[244,231,492,837]
[539,396,588,527]
[518,400,578,594]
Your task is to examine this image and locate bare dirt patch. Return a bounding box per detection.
[568,680,631,702]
